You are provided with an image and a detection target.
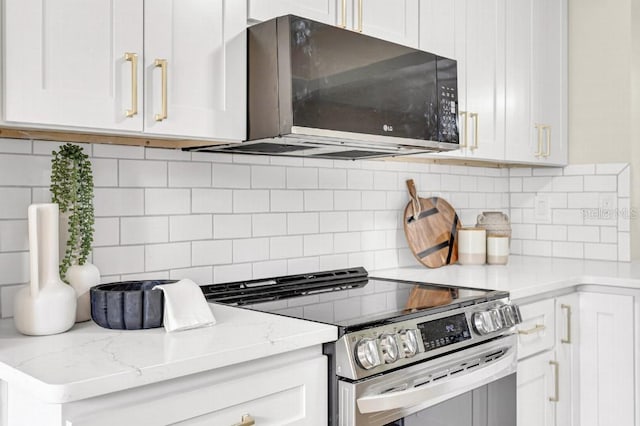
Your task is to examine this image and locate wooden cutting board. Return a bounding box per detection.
[403,179,462,268]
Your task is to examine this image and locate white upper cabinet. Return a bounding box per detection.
[419,0,505,162]
[506,0,567,165]
[248,0,419,48]
[144,0,246,140]
[3,0,246,142]
[3,0,144,131]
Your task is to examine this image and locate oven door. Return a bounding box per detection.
[338,335,517,426]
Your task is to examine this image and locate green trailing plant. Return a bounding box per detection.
[50,143,95,279]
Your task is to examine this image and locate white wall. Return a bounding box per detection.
[568,0,640,259]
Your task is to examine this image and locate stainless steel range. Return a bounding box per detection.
[202,267,522,426]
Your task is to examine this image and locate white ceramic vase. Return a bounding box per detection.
[66,263,100,322]
[13,204,76,336]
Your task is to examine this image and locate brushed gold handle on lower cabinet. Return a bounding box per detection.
[154,59,168,121]
[459,111,468,148]
[517,324,546,335]
[357,0,363,32]
[560,304,571,344]
[469,112,479,151]
[340,0,347,28]
[124,53,138,117]
[549,361,559,402]
[232,414,255,426]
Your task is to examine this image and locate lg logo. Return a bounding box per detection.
[383,124,394,132]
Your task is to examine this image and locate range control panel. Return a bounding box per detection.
[417,313,471,351]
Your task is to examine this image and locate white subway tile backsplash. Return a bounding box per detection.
[523,177,553,193]
[335,190,362,211]
[121,216,168,245]
[600,227,617,243]
[349,211,375,231]
[563,164,595,176]
[233,154,270,165]
[252,260,288,279]
[288,212,319,235]
[618,198,631,232]
[213,263,252,283]
[252,213,287,237]
[441,174,461,191]
[169,266,213,285]
[373,171,397,190]
[93,143,144,159]
[511,193,535,209]
[0,220,28,251]
[213,164,250,188]
[595,163,627,175]
[532,168,563,176]
[1,285,22,318]
[192,240,232,266]
[537,225,567,241]
[270,236,303,260]
[30,187,51,204]
[0,155,51,186]
[270,157,304,167]
[304,190,334,211]
[361,231,386,250]
[233,190,270,213]
[287,257,320,275]
[567,192,599,209]
[233,238,270,263]
[319,168,347,189]
[95,188,144,217]
[347,169,374,190]
[169,162,211,188]
[170,215,212,241]
[552,242,584,259]
[192,189,232,213]
[460,176,478,192]
[584,243,618,261]
[191,152,233,163]
[0,252,29,285]
[567,225,599,243]
[362,191,386,210]
[271,190,303,212]
[252,166,286,189]
[145,189,190,215]
[93,246,144,275]
[584,175,617,192]
[304,234,334,256]
[0,139,31,154]
[93,218,120,247]
[512,224,537,240]
[619,233,631,261]
[90,158,118,187]
[120,160,167,187]
[146,242,191,271]
[553,176,583,192]
[213,215,252,239]
[522,240,552,257]
[145,147,191,161]
[319,212,348,233]
[0,188,30,219]
[287,168,318,189]
[619,167,630,198]
[374,210,399,231]
[552,209,584,225]
[318,254,349,271]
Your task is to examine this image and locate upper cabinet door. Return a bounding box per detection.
[144,0,246,141]
[355,0,419,48]
[248,0,338,25]
[3,0,144,131]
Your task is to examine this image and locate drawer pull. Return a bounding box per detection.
[549,360,559,402]
[232,414,255,426]
[517,324,545,335]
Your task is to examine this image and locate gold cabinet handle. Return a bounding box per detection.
[340,0,347,28]
[469,112,479,150]
[232,414,255,426]
[549,360,559,402]
[154,59,168,121]
[459,111,468,148]
[544,125,552,157]
[357,0,363,32]
[534,124,543,157]
[517,324,546,335]
[560,304,571,344]
[124,53,138,117]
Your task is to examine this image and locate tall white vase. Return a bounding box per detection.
[13,204,76,336]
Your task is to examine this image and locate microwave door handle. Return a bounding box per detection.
[356,349,516,414]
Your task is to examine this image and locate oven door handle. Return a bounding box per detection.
[356,349,516,414]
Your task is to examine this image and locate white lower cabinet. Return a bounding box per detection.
[579,292,634,426]
[7,350,327,426]
[517,290,635,426]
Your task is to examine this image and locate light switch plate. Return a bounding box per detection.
[534,195,552,223]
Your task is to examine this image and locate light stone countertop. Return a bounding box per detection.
[372,255,640,300]
[0,303,337,404]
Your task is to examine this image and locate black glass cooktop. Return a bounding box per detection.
[201,267,508,333]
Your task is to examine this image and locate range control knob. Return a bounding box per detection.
[473,310,500,335]
[398,329,420,358]
[378,333,400,364]
[500,304,522,327]
[355,338,382,370]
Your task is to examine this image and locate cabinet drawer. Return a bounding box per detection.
[516,298,555,360]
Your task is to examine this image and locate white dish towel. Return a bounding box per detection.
[153,279,216,332]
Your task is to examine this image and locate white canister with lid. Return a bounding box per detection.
[457,227,486,265]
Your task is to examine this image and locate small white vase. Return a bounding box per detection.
[14,204,76,336]
[66,263,100,322]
